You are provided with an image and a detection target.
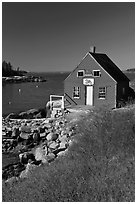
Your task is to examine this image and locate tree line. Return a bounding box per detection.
[2,61,27,77]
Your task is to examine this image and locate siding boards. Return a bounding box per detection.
[64,53,117,108]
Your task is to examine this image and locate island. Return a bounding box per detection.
[2,60,46,83]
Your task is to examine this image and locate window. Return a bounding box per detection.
[99,87,106,99]
[122,87,125,95]
[93,70,101,77]
[73,87,80,98]
[77,70,85,77]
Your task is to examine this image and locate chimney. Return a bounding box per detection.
[90,46,96,53]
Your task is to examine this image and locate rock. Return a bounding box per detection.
[19,162,37,179]
[48,141,59,150]
[39,108,47,118]
[40,132,46,138]
[35,112,42,118]
[6,127,12,132]
[59,141,67,149]
[5,176,18,184]
[19,169,28,179]
[12,127,20,138]
[19,153,28,164]
[58,134,68,143]
[19,111,28,119]
[38,127,45,133]
[5,113,16,120]
[2,131,7,137]
[33,132,40,143]
[46,152,55,162]
[57,149,68,157]
[2,126,6,131]
[26,109,39,115]
[48,118,54,123]
[34,147,47,161]
[10,139,17,148]
[46,132,58,141]
[19,152,35,164]
[20,132,30,140]
[20,125,31,133]
[46,132,53,141]
[44,123,52,129]
[7,130,12,137]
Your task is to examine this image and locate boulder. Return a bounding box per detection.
[33,132,40,143]
[19,162,37,179]
[39,108,47,118]
[20,132,30,140]
[58,134,68,143]
[46,132,58,141]
[38,127,45,133]
[59,141,67,149]
[35,112,42,119]
[44,123,52,129]
[19,112,28,119]
[5,113,17,120]
[7,130,12,137]
[19,152,35,164]
[5,176,18,184]
[46,152,55,162]
[48,141,59,150]
[12,127,20,138]
[20,125,31,133]
[40,132,46,138]
[19,169,28,179]
[26,109,39,115]
[34,147,47,161]
[2,131,7,137]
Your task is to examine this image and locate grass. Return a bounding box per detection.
[2,105,135,202]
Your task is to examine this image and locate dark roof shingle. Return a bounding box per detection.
[89,52,130,82]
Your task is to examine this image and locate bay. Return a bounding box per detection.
[2,72,70,116]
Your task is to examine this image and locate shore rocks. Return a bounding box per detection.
[46,132,58,141]
[2,162,26,180]
[2,108,76,183]
[48,141,59,150]
[34,147,47,162]
[4,108,46,120]
[19,152,35,164]
[46,153,55,162]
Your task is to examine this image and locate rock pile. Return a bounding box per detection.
[2,111,75,183]
[4,107,70,120]
[5,108,46,120]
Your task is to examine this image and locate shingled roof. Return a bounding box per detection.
[89,52,130,82]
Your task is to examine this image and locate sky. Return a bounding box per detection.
[2,2,135,72]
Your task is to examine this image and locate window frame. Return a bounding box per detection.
[93,70,101,77]
[98,87,106,99]
[73,86,80,99]
[77,70,85,77]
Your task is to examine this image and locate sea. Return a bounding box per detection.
[2,72,70,116]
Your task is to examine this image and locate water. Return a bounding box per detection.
[2,72,69,116]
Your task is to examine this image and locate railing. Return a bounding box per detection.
[49,93,77,111]
[50,95,64,109]
[64,93,77,106]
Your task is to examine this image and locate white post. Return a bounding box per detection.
[61,96,64,109]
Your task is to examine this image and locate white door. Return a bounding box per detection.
[86,86,93,105]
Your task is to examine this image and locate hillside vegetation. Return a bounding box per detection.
[2,105,135,202]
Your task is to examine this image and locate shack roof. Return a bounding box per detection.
[89,52,130,82]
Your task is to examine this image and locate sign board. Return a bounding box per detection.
[83,78,94,85]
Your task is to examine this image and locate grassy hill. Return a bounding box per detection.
[2,105,135,202]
